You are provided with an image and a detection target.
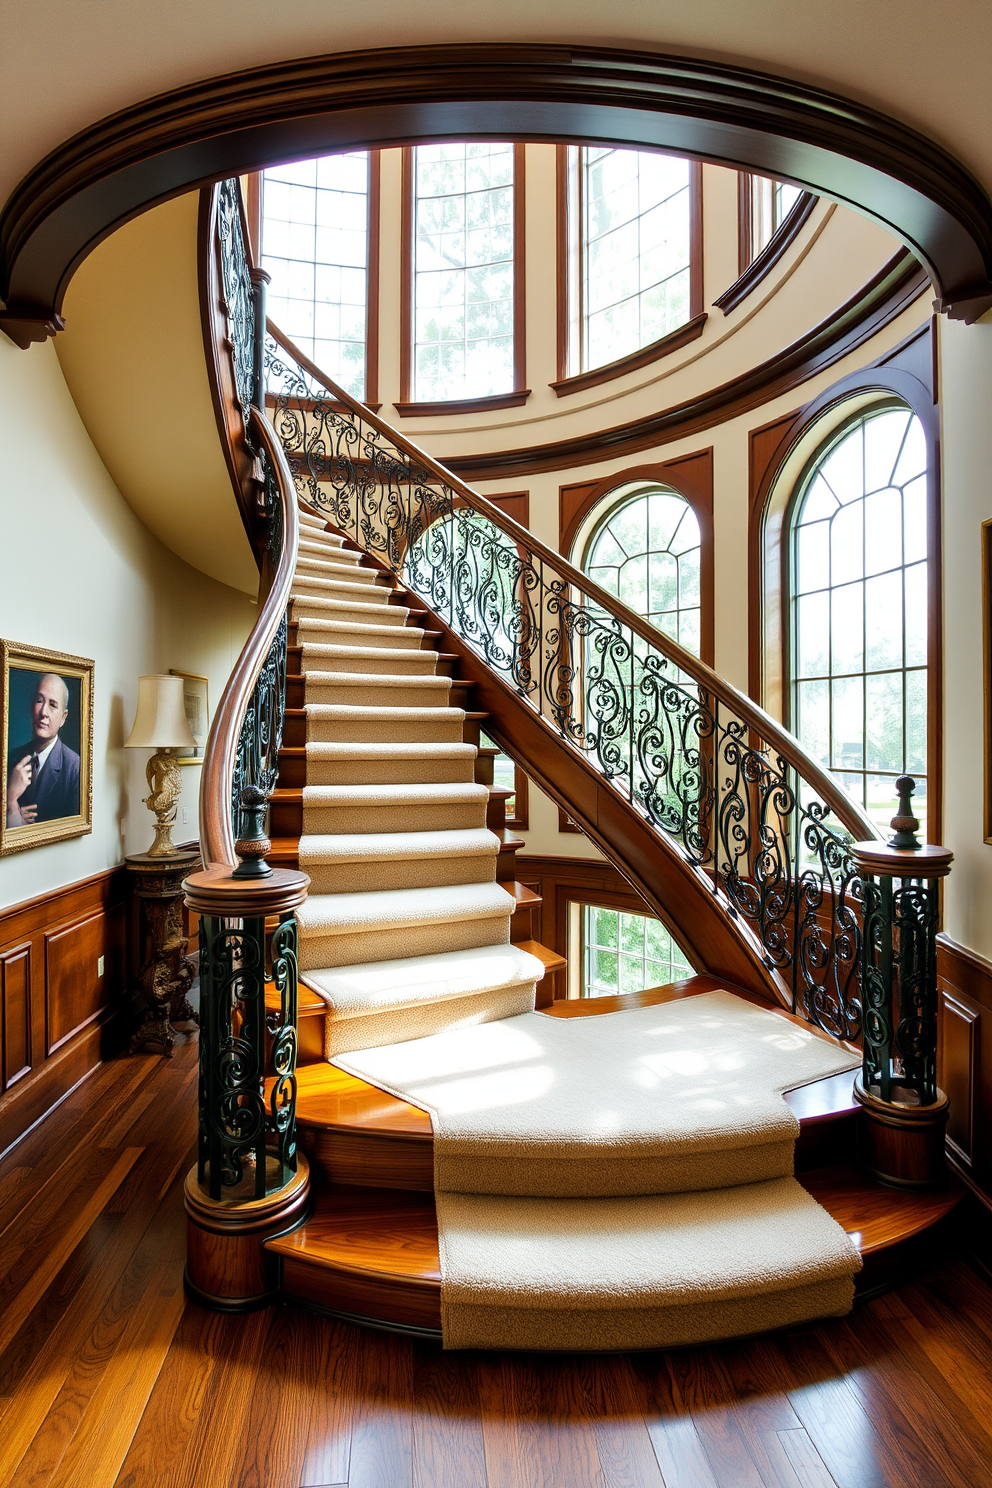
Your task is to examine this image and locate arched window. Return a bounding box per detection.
[583,486,702,656]
[789,404,928,833]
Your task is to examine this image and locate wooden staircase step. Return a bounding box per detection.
[266,1164,966,1333]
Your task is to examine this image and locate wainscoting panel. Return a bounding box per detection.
[939,989,978,1169]
[934,937,991,1202]
[0,867,127,1155]
[1,943,32,1090]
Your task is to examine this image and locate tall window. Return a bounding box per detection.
[565,147,696,376]
[790,405,928,833]
[584,487,702,655]
[582,905,693,997]
[407,143,519,404]
[260,153,372,399]
[738,174,805,271]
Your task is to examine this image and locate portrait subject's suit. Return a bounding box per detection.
[8,737,81,821]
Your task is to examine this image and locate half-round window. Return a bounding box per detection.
[583,487,702,656]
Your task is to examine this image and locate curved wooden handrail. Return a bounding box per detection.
[266,319,880,846]
[199,407,299,868]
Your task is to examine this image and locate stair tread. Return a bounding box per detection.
[299,827,499,863]
[298,881,518,938]
[305,703,466,720]
[304,670,451,687]
[302,742,478,759]
[301,781,488,803]
[300,644,439,662]
[291,596,409,617]
[265,1166,966,1292]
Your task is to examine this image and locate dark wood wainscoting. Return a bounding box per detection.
[0,867,127,1156]
[937,936,992,1207]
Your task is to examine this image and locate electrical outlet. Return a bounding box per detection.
[182,807,189,824]
[97,955,105,977]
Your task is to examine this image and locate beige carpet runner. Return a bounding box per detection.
[334,992,862,1349]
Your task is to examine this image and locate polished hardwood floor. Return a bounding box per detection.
[1,1037,991,1488]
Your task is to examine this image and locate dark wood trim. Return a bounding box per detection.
[936,934,992,1205]
[398,140,527,414]
[245,172,261,262]
[394,391,531,418]
[515,854,651,966]
[4,42,992,348]
[365,149,381,409]
[689,160,704,318]
[483,489,529,528]
[716,186,818,314]
[0,865,127,1156]
[737,169,753,278]
[745,325,942,843]
[442,251,928,480]
[550,314,707,397]
[559,450,715,667]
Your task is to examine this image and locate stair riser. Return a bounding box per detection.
[298,914,510,970]
[301,800,488,834]
[300,652,438,677]
[302,854,498,894]
[303,757,477,786]
[305,716,466,744]
[296,624,426,650]
[292,578,392,602]
[302,680,451,707]
[291,600,409,627]
[296,560,379,583]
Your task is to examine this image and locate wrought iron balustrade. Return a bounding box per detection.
[262,319,886,1045]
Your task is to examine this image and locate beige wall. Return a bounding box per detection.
[0,332,253,912]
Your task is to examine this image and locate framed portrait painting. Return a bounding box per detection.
[1,640,94,856]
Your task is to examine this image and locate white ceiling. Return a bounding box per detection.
[1,1,989,213]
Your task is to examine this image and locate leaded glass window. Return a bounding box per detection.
[584,488,701,654]
[582,905,694,997]
[566,147,693,375]
[790,405,928,833]
[260,153,370,398]
[412,143,516,402]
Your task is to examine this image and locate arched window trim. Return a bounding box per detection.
[395,142,529,417]
[752,363,941,840]
[560,455,715,666]
[714,179,818,316]
[552,149,705,398]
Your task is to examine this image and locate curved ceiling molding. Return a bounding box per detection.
[0,43,990,347]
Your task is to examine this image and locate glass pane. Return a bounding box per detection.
[796,679,830,765]
[831,676,864,769]
[864,409,910,491]
[820,423,865,504]
[865,570,903,671]
[865,672,904,772]
[905,669,927,774]
[581,904,695,997]
[830,501,864,586]
[863,487,903,575]
[796,592,830,678]
[831,582,864,676]
[904,562,928,666]
[795,521,831,594]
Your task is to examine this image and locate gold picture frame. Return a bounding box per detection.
[169,669,209,764]
[1,640,94,856]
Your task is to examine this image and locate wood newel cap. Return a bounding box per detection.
[183,863,310,916]
[850,841,953,878]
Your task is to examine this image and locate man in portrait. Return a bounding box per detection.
[6,672,81,826]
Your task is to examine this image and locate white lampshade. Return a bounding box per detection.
[125,674,196,750]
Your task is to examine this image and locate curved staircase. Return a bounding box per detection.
[185,177,965,1352]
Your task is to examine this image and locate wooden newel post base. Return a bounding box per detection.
[851,778,953,1191]
[183,860,310,1311]
[184,1156,310,1310]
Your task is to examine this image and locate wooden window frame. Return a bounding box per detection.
[714,176,817,317]
[552,148,705,397]
[396,142,528,416]
[748,329,942,841]
[559,451,715,667]
[249,152,381,407]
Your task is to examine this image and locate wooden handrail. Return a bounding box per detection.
[199,407,299,868]
[266,318,880,844]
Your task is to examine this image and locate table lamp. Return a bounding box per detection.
[125,674,197,856]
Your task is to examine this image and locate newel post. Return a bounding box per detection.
[181,830,311,1311]
[851,777,952,1189]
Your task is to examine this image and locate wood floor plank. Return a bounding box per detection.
[226,1307,327,1488]
[664,1348,769,1488]
[298,1318,360,1488]
[0,1146,142,1357]
[11,1172,187,1488]
[166,1309,274,1488]
[348,1326,414,1488]
[631,1353,720,1488]
[411,1343,487,1488]
[775,1428,842,1488]
[774,1329,899,1488]
[574,1357,666,1488]
[479,1354,607,1488]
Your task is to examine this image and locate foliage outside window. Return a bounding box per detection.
[411,143,516,402]
[260,153,370,399]
[565,146,692,375]
[790,405,928,835]
[584,488,702,655]
[582,904,693,997]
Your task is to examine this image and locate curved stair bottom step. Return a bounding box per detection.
[265,1168,965,1347]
